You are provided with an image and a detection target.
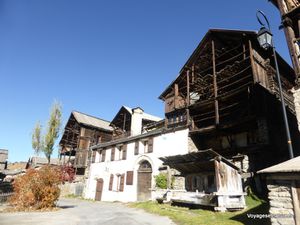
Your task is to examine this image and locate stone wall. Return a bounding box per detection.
[267,182,295,225]
[60,181,85,197]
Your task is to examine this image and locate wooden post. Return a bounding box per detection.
[291,180,300,225]
[212,40,219,125]
[249,40,258,83]
[187,70,190,106]
[123,113,126,131]
[174,83,178,109]
[277,0,300,82]
[186,70,190,126]
[167,166,171,189]
[243,43,246,60]
[192,64,195,84]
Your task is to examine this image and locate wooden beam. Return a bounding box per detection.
[248,40,258,83]
[212,40,219,125]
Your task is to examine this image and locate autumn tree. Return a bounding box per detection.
[32,101,62,164]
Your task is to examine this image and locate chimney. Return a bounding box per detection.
[131,107,144,136]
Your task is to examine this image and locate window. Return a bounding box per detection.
[143,141,148,153]
[143,138,153,153]
[148,137,153,153]
[91,151,96,163]
[122,144,127,160]
[101,149,106,162]
[119,174,125,192]
[109,174,114,191]
[118,146,123,160]
[111,147,115,161]
[134,141,139,155]
[118,145,127,160]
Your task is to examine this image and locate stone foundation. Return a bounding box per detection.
[267,183,295,225]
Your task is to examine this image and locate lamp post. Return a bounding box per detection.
[256,10,294,159]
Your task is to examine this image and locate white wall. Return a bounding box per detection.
[84,128,189,202]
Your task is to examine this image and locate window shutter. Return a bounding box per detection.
[134,142,139,155]
[126,171,134,185]
[91,151,96,163]
[111,147,115,161]
[148,137,153,153]
[109,174,114,191]
[119,174,125,192]
[101,149,106,162]
[122,144,127,160]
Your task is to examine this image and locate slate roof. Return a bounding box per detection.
[258,156,300,173]
[72,111,113,131]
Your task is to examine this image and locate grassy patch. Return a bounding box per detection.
[129,195,270,225]
[64,194,82,199]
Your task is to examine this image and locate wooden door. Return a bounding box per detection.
[137,160,152,201]
[95,178,103,201]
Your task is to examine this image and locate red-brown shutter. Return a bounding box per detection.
[101,149,106,162]
[126,171,134,185]
[111,147,115,161]
[122,144,127,160]
[148,137,153,153]
[119,174,125,191]
[109,174,114,191]
[134,142,139,155]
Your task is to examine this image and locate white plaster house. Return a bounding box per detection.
[84,106,192,202]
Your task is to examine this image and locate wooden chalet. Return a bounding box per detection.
[159,29,300,180]
[59,111,113,175]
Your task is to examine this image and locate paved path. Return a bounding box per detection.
[0,198,175,225]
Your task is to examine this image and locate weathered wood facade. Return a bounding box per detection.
[159,29,300,177]
[271,0,300,83]
[160,150,245,211]
[59,111,113,175]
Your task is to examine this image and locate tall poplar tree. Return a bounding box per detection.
[32,101,62,164]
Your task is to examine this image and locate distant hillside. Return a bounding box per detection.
[7,162,27,170]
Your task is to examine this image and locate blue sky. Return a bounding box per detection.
[0,0,290,162]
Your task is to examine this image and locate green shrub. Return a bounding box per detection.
[155,173,168,189]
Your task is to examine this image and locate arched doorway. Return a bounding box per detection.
[95,178,103,201]
[137,160,152,201]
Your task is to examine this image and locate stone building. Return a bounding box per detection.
[0,149,8,171]
[258,156,300,225]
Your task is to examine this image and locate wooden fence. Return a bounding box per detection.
[0,192,13,203]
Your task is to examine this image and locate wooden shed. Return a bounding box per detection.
[258,156,300,225]
[160,149,245,211]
